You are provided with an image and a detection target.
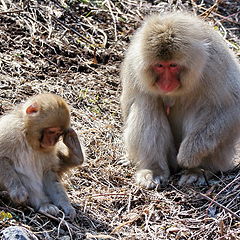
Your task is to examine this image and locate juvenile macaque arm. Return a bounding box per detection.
[57,128,84,174]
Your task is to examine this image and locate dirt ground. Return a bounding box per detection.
[0,0,239,239]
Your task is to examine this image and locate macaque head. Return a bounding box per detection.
[135,12,210,96]
[23,94,70,152]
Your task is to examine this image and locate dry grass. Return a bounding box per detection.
[0,0,239,239]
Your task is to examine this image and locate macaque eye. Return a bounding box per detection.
[155,63,164,68]
[48,131,56,135]
[169,63,178,69]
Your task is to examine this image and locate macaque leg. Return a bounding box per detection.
[125,95,174,189]
[23,180,60,216]
[178,143,236,186]
[57,128,84,174]
[43,170,76,219]
[0,157,28,204]
[178,110,238,185]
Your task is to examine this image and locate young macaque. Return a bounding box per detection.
[120,12,240,189]
[0,93,84,218]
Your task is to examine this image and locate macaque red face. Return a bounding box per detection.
[40,127,64,149]
[152,62,181,93]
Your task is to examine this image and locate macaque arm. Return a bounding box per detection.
[43,170,76,219]
[0,157,28,203]
[57,128,84,175]
[124,94,175,188]
[120,87,136,121]
[120,62,140,121]
[178,107,240,168]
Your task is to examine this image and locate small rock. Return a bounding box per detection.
[59,236,71,240]
[1,226,38,240]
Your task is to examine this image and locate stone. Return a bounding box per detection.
[1,226,38,240]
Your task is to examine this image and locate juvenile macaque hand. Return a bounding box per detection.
[39,203,60,216]
[62,204,76,220]
[63,128,84,164]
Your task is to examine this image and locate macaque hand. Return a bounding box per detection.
[178,169,207,186]
[9,185,28,204]
[63,128,84,164]
[177,136,202,169]
[62,204,76,220]
[39,203,60,216]
[135,169,168,189]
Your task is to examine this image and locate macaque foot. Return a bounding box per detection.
[178,169,208,186]
[135,169,168,189]
[39,203,60,216]
[9,186,28,204]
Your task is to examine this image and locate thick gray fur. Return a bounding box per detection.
[120,12,240,188]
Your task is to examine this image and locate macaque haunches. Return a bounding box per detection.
[120,12,240,189]
[0,93,84,218]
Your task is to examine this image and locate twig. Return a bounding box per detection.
[111,214,140,234]
[208,173,240,208]
[88,193,127,198]
[37,210,83,232]
[57,211,73,240]
[200,0,219,18]
[218,11,240,23]
[51,16,92,45]
[32,4,93,45]
[0,10,24,15]
[199,192,240,220]
[199,6,240,26]
[104,0,118,41]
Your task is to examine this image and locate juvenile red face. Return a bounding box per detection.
[40,127,64,148]
[152,62,181,93]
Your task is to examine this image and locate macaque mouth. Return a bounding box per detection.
[153,62,181,93]
[155,76,181,93]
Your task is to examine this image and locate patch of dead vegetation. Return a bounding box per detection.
[0,0,239,239]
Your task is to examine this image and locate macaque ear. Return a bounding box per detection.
[26,102,39,114]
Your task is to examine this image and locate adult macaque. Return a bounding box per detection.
[0,93,84,218]
[120,12,240,189]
